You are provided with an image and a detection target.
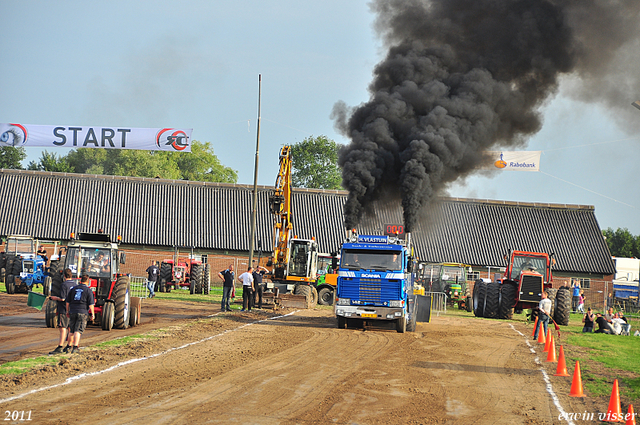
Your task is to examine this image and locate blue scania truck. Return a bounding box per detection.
[335,231,420,333]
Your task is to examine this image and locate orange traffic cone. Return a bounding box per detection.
[537,326,546,344]
[531,316,538,337]
[545,334,557,362]
[605,379,622,422]
[544,329,552,352]
[554,345,570,377]
[626,404,636,425]
[569,361,584,397]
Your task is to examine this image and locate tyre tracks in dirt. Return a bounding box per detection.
[0,307,588,424]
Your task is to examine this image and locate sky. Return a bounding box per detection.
[1,1,639,235]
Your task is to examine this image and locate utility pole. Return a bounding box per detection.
[248,75,262,270]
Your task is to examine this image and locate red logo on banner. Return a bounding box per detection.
[156,128,190,151]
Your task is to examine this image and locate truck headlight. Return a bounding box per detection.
[337,298,351,306]
[389,300,404,307]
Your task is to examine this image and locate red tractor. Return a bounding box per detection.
[157,259,210,294]
[472,250,571,325]
[45,232,140,331]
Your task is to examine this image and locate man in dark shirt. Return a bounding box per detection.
[218,265,235,312]
[252,265,268,309]
[594,313,614,334]
[66,275,95,353]
[48,268,76,354]
[146,260,159,298]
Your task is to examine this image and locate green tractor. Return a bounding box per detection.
[420,262,472,312]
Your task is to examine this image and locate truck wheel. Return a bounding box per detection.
[189,279,196,294]
[472,280,487,317]
[203,265,211,295]
[554,287,571,326]
[407,304,417,332]
[191,264,203,294]
[294,285,317,308]
[396,317,406,333]
[337,316,347,329]
[499,283,517,320]
[43,276,52,297]
[159,262,172,293]
[318,287,334,306]
[113,276,130,330]
[101,302,115,331]
[309,286,318,307]
[546,288,557,318]
[129,297,141,327]
[483,282,500,319]
[45,298,57,328]
[6,275,15,294]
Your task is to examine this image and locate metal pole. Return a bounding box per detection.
[248,74,262,271]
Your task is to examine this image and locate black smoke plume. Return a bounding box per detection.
[334,0,640,232]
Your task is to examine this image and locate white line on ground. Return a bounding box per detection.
[0,310,299,405]
[509,324,576,425]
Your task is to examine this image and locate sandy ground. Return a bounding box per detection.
[0,293,593,424]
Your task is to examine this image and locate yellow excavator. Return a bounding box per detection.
[264,146,319,307]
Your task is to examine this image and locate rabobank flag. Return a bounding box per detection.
[0,123,192,152]
[489,151,541,172]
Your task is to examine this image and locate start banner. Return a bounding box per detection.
[488,151,541,172]
[0,123,192,152]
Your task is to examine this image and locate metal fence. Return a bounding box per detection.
[424,291,447,315]
[129,276,148,299]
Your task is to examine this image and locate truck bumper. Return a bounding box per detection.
[335,306,404,321]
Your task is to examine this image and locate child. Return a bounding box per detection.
[577,292,585,313]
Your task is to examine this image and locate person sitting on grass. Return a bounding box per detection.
[594,313,615,334]
[581,307,594,333]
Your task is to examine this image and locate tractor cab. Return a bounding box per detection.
[505,252,551,305]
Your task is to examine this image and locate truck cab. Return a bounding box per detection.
[335,233,417,333]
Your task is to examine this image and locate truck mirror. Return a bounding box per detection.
[119,251,126,264]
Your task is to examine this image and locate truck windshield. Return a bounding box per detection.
[66,247,112,278]
[512,255,547,281]
[341,249,402,271]
[6,238,35,255]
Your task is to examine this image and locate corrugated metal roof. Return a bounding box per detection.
[0,169,614,275]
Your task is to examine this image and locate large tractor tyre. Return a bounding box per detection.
[113,276,130,330]
[101,302,115,331]
[50,269,64,298]
[554,287,571,326]
[191,264,203,294]
[45,299,57,328]
[396,316,407,333]
[0,267,4,284]
[464,286,472,312]
[189,279,196,295]
[43,276,52,297]
[203,265,211,295]
[11,257,22,275]
[6,275,16,294]
[472,280,487,317]
[294,284,317,308]
[129,297,141,327]
[309,286,318,308]
[337,316,347,329]
[159,262,172,293]
[0,252,5,271]
[483,282,500,319]
[318,287,334,306]
[499,283,517,320]
[546,288,558,318]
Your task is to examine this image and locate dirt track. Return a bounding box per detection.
[0,293,591,424]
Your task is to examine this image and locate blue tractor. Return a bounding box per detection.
[3,235,52,295]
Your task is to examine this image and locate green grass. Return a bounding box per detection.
[150,286,246,306]
[0,356,59,375]
[0,282,45,294]
[91,334,156,348]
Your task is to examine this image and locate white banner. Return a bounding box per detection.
[0,123,192,152]
[488,151,541,172]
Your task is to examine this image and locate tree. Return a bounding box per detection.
[63,140,237,182]
[290,136,342,189]
[0,146,26,169]
[602,227,639,258]
[27,151,74,172]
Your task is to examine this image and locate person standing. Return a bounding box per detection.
[571,279,581,313]
[533,290,552,341]
[238,267,254,311]
[48,268,76,354]
[252,265,268,309]
[146,260,159,298]
[66,275,95,354]
[218,265,235,312]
